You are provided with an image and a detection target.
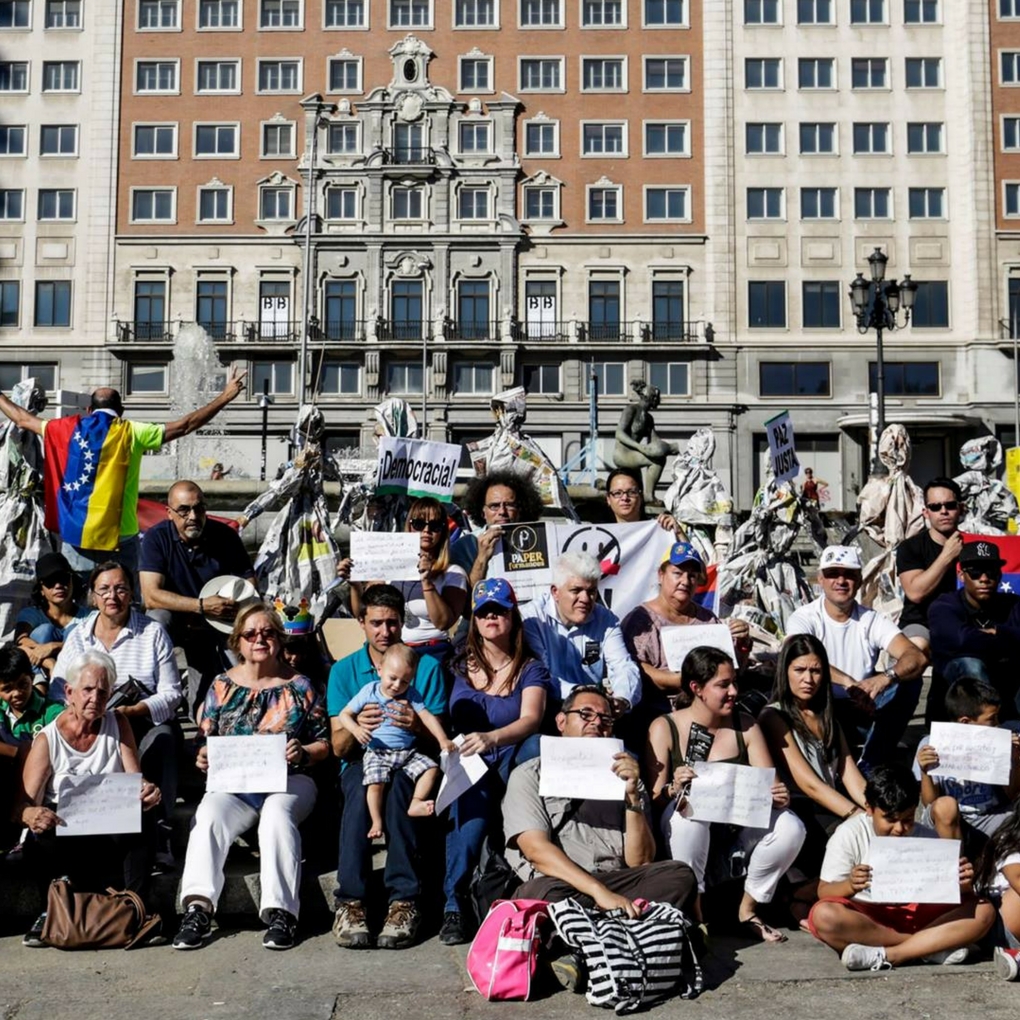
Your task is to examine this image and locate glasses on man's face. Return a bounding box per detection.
[962,566,1001,580]
[409,517,444,534]
[485,500,518,513]
[821,569,858,582]
[565,707,613,728]
[94,585,131,598]
[241,627,278,642]
[170,503,207,518]
[926,501,959,513]
[608,489,641,500]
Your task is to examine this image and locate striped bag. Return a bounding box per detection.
[548,898,702,1014]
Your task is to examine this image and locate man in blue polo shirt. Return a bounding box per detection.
[327,583,446,951]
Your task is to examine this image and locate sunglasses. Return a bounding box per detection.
[409,518,444,534]
[821,569,859,581]
[240,627,278,641]
[41,574,71,587]
[475,604,510,619]
[926,501,959,512]
[170,503,207,518]
[962,565,1001,580]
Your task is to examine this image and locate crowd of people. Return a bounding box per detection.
[2,381,1020,992]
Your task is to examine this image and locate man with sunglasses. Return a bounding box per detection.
[896,478,964,654]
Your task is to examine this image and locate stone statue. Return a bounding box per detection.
[612,381,679,502]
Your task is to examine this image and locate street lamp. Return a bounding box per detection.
[848,247,918,476]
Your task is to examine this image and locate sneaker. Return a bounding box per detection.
[172,904,212,950]
[549,948,588,993]
[332,900,372,949]
[841,943,891,971]
[921,946,969,966]
[22,912,47,948]
[377,900,420,950]
[263,909,297,950]
[439,911,469,946]
[995,946,1020,980]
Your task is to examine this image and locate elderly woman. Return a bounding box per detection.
[173,602,329,952]
[17,649,161,947]
[439,578,553,946]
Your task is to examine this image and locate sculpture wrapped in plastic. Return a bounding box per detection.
[954,436,1018,535]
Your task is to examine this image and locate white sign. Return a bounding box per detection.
[538,735,628,801]
[375,436,462,500]
[56,773,142,836]
[868,836,961,905]
[684,762,775,829]
[206,733,288,794]
[929,723,1013,787]
[435,734,490,815]
[350,531,422,581]
[765,410,800,484]
[661,624,737,674]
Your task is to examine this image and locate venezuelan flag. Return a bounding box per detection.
[43,412,134,551]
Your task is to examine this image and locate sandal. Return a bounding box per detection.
[739,915,788,944]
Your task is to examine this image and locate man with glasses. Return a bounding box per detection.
[787,545,927,772]
[896,477,964,654]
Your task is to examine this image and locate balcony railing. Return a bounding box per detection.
[242,321,302,343]
[642,320,713,343]
[382,146,437,166]
[115,320,175,342]
[516,321,573,342]
[1001,317,1020,340]
[378,319,426,341]
[444,320,501,342]
[320,319,368,342]
[196,320,240,342]
[579,321,637,343]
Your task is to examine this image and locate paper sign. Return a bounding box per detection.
[350,531,421,581]
[375,436,462,500]
[435,734,490,814]
[684,762,775,829]
[56,772,142,836]
[502,523,552,577]
[660,624,737,674]
[868,836,961,905]
[929,723,1013,786]
[206,733,288,794]
[765,410,800,483]
[538,735,627,801]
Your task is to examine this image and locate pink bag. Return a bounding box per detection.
[466,898,550,1001]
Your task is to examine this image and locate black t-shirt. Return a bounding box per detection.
[138,518,253,601]
[896,529,958,628]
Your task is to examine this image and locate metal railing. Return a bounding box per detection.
[320,319,368,342]
[196,320,239,342]
[377,319,426,341]
[382,146,437,165]
[515,320,573,342]
[242,320,302,343]
[1000,317,1019,340]
[115,320,175,342]
[641,320,713,343]
[579,320,636,342]
[444,319,501,342]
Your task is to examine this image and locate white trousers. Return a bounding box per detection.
[664,804,806,903]
[179,774,317,922]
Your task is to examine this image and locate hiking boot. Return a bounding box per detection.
[439,911,469,946]
[263,909,297,950]
[22,912,47,948]
[549,948,588,993]
[377,900,420,949]
[995,946,1020,980]
[332,900,372,949]
[172,904,212,950]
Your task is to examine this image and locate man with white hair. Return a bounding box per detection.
[520,551,640,713]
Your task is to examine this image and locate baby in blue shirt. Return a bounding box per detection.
[340,643,454,839]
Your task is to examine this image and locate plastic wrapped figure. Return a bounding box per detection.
[954,436,1018,535]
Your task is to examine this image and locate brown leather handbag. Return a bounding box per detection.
[40,878,162,949]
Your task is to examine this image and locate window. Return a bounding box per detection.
[195,279,228,338]
[802,281,840,327]
[906,56,940,88]
[525,120,558,155]
[748,281,786,327]
[386,361,423,394]
[869,362,939,395]
[252,360,294,395]
[644,0,684,26]
[0,283,19,327]
[40,125,78,156]
[328,58,360,92]
[908,187,945,218]
[745,58,781,89]
[850,0,884,22]
[524,185,557,219]
[262,122,294,156]
[133,280,166,340]
[198,186,231,222]
[911,282,948,327]
[582,58,625,91]
[42,60,80,91]
[1003,52,1020,84]
[260,0,300,24]
[1003,0,1020,16]
[1008,183,1020,216]
[0,61,28,91]
[393,122,424,162]
[747,187,783,219]
[760,362,830,396]
[0,0,30,25]
[195,124,238,157]
[326,186,357,219]
[136,60,178,92]
[457,278,492,338]
[325,0,364,26]
[523,363,559,393]
[389,0,431,25]
[649,362,690,395]
[645,122,688,156]
[644,56,686,91]
[584,361,626,396]
[904,0,937,22]
[45,0,80,27]
[796,0,832,23]
[459,121,490,152]
[584,0,622,25]
[392,185,423,219]
[799,57,835,88]
[0,189,23,219]
[138,0,178,28]
[131,188,175,222]
[854,186,891,218]
[745,0,780,23]
[456,0,494,25]
[257,59,300,92]
[460,57,491,91]
[800,187,837,218]
[746,123,782,154]
[0,361,56,387]
[323,280,358,341]
[582,122,625,155]
[327,122,359,153]
[458,187,490,219]
[453,362,495,395]
[645,187,688,221]
[37,188,74,219]
[799,123,836,154]
[851,57,887,88]
[196,60,238,92]
[907,122,943,153]
[134,124,176,157]
[34,281,71,327]
[199,0,239,26]
[852,122,890,153]
[320,362,360,395]
[587,185,621,221]
[520,0,559,25]
[126,364,167,394]
[520,58,562,90]
[260,186,293,219]
[0,126,26,155]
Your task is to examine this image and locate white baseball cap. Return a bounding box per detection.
[818,545,863,572]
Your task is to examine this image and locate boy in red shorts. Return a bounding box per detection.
[808,763,995,970]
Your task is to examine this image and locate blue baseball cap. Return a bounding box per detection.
[662,541,703,568]
[472,577,517,613]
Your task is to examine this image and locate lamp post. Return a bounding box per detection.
[848,247,918,477]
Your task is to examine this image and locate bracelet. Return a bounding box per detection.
[198,598,205,615]
[624,800,644,814]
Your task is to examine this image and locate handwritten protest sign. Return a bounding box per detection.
[765,410,800,483]
[436,734,490,815]
[868,836,961,904]
[375,436,462,500]
[56,773,142,836]
[661,624,737,674]
[929,722,1013,786]
[350,532,421,581]
[684,762,775,829]
[539,736,627,801]
[206,733,288,794]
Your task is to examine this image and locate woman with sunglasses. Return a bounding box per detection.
[439,577,552,945]
[173,602,329,952]
[604,467,681,536]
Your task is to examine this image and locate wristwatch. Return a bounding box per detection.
[884,666,897,682]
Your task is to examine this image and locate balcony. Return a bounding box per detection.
[641,320,714,344]
[382,146,437,166]
[444,320,501,342]
[516,321,573,343]
[579,321,639,343]
[319,319,368,342]
[115,320,175,343]
[377,319,426,341]
[241,321,302,343]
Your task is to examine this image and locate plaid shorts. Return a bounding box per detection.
[362,747,438,786]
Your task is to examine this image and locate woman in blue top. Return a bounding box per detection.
[440,577,552,946]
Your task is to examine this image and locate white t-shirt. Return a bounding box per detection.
[786,595,902,682]
[393,566,469,644]
[820,811,937,902]
[992,852,1020,895]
